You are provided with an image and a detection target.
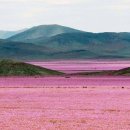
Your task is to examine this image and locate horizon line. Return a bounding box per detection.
[0,24,130,33]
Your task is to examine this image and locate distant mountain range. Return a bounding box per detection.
[0,24,130,60]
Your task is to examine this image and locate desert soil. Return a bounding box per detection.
[0,77,130,130]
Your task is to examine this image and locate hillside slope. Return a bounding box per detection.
[0,60,63,76]
[74,67,130,76]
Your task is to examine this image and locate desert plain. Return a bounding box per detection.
[0,60,130,130]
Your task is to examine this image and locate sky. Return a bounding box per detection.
[0,0,130,32]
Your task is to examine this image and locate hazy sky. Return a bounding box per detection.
[0,0,130,32]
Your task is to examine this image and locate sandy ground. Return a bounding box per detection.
[0,78,130,130]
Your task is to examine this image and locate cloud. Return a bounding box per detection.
[108,5,130,11]
[0,0,130,32]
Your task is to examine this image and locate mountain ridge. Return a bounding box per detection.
[0,24,130,60]
[8,24,83,43]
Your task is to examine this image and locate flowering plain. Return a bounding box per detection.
[0,60,130,130]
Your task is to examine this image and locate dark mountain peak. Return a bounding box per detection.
[34,24,64,27]
[8,24,82,42]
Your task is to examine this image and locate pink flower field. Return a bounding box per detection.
[0,60,130,130]
[0,76,130,130]
[29,60,130,73]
